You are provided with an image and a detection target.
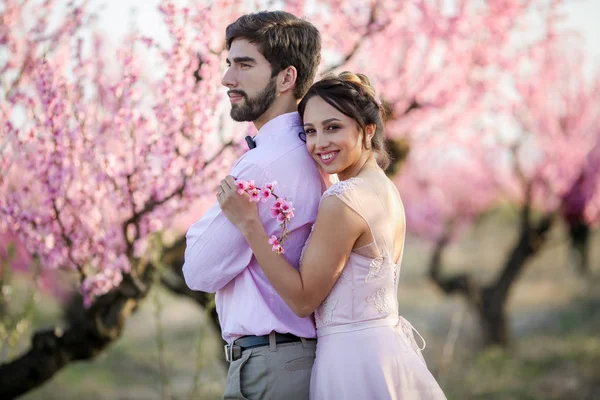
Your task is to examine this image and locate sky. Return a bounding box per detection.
[559,0,600,71]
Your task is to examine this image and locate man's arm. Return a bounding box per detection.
[182,162,270,293]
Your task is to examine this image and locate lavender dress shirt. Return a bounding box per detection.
[183,112,324,343]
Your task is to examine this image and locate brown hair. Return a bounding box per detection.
[225,11,321,99]
[298,71,391,169]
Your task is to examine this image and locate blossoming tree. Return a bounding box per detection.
[1,0,596,396]
[1,0,245,395]
[398,28,600,345]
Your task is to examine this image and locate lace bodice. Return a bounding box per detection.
[310,177,406,335]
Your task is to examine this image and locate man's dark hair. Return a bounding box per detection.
[225,11,321,99]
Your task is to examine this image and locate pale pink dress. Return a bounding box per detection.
[304,177,447,400]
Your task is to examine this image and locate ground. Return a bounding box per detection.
[4,210,599,400]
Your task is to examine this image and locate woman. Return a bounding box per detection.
[217,72,446,399]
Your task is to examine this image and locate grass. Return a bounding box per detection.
[442,330,600,400]
[2,210,599,399]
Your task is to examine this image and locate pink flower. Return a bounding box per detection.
[268,236,285,254]
[236,179,249,195]
[269,198,295,222]
[261,187,272,202]
[265,181,277,190]
[270,207,280,218]
[278,200,295,221]
[270,201,282,218]
[140,37,154,47]
[249,188,260,202]
[280,200,292,213]
[268,235,280,246]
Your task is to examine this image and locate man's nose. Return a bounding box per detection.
[221,68,237,88]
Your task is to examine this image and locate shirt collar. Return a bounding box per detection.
[254,112,303,147]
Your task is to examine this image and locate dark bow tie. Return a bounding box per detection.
[245,135,256,149]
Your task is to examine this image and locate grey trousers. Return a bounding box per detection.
[223,332,316,400]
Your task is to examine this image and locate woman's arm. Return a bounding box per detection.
[217,176,365,317]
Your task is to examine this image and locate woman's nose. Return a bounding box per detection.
[315,132,329,148]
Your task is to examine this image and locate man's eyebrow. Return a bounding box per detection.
[226,56,257,64]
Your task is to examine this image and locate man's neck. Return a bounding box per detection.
[253,97,298,131]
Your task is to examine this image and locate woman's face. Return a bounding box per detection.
[302,96,370,179]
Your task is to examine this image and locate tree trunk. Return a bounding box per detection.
[0,269,152,399]
[428,207,554,347]
[0,234,226,398]
[568,219,590,275]
[478,286,509,347]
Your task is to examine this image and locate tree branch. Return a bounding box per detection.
[324,3,390,74]
[123,140,235,237]
[491,210,555,305]
[428,221,481,304]
[426,204,556,347]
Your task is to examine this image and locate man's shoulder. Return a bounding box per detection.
[238,146,321,195]
[246,140,316,172]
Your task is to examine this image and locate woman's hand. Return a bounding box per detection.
[217,175,260,234]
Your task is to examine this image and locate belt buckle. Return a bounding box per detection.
[224,344,241,362]
[224,344,232,362]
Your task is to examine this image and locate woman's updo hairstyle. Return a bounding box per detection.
[298,71,391,170]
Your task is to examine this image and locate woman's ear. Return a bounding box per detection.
[278,66,298,95]
[365,124,376,148]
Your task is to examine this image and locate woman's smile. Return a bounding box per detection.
[316,150,340,165]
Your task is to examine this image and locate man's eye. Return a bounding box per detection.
[240,63,251,68]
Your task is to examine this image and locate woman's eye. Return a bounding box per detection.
[304,129,315,135]
[326,125,339,131]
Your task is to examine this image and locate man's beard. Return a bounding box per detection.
[230,77,278,122]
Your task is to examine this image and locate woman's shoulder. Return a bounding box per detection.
[322,176,363,198]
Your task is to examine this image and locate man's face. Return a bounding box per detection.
[222,39,278,122]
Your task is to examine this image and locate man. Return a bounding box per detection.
[183,11,323,400]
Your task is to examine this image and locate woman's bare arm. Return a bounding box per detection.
[238,195,365,317]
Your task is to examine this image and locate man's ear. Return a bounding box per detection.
[278,66,297,95]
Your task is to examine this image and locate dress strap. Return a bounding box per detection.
[321,177,362,199]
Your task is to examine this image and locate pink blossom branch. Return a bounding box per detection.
[235,179,295,254]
